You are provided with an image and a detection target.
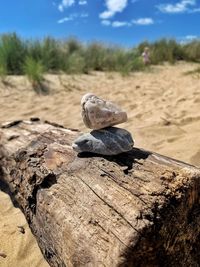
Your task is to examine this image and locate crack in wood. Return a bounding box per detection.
[98,167,148,206]
[89,218,128,248]
[77,174,142,236]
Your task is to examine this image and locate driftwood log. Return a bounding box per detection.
[0,119,200,267]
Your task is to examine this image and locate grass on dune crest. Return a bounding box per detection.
[184,65,200,78]
[23,57,47,94]
[0,64,7,84]
[0,33,200,92]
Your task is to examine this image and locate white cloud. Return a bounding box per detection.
[101,19,131,27]
[101,17,155,27]
[79,0,87,5]
[179,34,199,44]
[157,0,196,14]
[99,0,128,19]
[58,0,75,12]
[57,13,88,23]
[112,21,131,27]
[101,20,111,26]
[100,10,115,19]
[185,35,198,40]
[189,7,200,12]
[58,16,74,23]
[132,18,154,25]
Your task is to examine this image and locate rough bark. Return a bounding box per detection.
[0,119,199,267]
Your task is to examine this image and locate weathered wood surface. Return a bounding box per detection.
[0,119,200,267]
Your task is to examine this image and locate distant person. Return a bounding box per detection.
[142,47,150,65]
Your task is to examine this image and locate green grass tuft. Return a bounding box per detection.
[23,57,45,93]
[0,64,7,83]
[184,65,200,78]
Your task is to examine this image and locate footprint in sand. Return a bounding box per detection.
[179,116,200,125]
[193,91,200,96]
[191,151,200,167]
[167,136,179,143]
[194,97,200,103]
[129,104,138,109]
[177,97,187,103]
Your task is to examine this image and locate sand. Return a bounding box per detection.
[0,62,199,266]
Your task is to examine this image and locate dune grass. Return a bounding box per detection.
[0,33,200,79]
[184,65,200,78]
[23,57,45,93]
[0,64,7,84]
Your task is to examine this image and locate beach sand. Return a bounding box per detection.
[0,62,199,266]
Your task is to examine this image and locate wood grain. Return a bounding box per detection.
[0,119,199,267]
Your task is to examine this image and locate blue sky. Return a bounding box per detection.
[0,0,200,46]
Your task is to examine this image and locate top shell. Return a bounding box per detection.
[81,93,128,130]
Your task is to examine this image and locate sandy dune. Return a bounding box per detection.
[0,62,200,266]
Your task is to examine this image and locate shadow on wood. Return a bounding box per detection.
[78,148,151,174]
